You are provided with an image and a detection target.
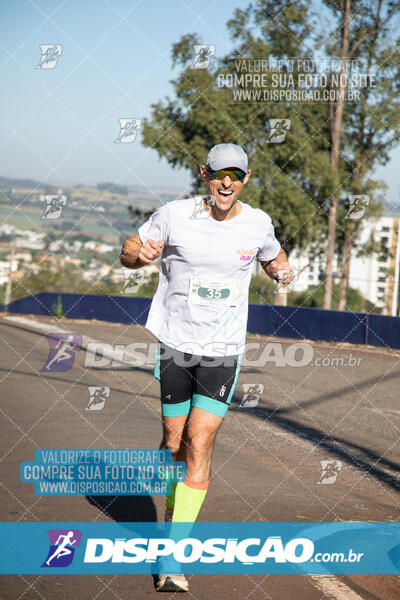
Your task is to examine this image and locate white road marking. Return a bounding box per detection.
[1,315,145,369]
[2,315,63,333]
[362,406,400,418]
[309,575,365,599]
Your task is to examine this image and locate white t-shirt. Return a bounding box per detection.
[138,197,281,357]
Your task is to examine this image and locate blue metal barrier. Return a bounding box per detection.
[2,292,400,349]
[1,292,151,326]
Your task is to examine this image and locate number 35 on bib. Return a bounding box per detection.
[187,277,239,308]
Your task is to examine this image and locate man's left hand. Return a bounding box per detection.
[268,260,294,285]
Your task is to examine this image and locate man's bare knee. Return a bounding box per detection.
[187,429,216,459]
[161,436,181,456]
[184,410,222,480]
[161,416,188,457]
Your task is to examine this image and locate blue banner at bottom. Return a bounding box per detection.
[1,522,399,574]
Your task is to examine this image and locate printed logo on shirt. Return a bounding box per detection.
[219,385,227,397]
[236,248,256,261]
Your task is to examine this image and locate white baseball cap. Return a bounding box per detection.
[206,143,248,173]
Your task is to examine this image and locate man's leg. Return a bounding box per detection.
[172,407,222,522]
[160,414,188,520]
[185,407,223,480]
[156,349,241,592]
[155,341,195,520]
[160,415,188,458]
[171,352,242,523]
[156,405,193,590]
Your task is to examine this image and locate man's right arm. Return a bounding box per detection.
[120,233,164,269]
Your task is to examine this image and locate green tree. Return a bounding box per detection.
[290,283,378,313]
[134,272,160,298]
[142,0,400,312]
[248,275,276,305]
[321,0,400,308]
[52,295,64,318]
[5,265,89,302]
[142,1,336,264]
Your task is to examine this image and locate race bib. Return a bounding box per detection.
[187,277,238,307]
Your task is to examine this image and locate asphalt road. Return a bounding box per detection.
[0,314,399,600]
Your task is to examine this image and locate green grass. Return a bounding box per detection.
[0,202,120,236]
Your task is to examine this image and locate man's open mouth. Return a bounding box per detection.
[217,189,234,200]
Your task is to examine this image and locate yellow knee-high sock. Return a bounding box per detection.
[172,476,209,523]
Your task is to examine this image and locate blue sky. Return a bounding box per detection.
[0,0,398,206]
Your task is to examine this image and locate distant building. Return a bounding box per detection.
[49,240,63,252]
[349,216,399,314]
[0,259,19,285]
[65,257,82,267]
[64,240,83,253]
[110,262,158,284]
[83,241,114,253]
[289,215,400,314]
[13,252,32,263]
[0,224,17,236]
[15,238,45,250]
[385,216,400,316]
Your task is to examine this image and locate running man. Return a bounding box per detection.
[44,334,79,371]
[45,531,77,566]
[120,143,293,592]
[87,386,108,410]
[43,195,64,218]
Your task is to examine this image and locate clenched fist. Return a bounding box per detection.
[120,235,164,269]
[267,259,294,285]
[138,239,164,264]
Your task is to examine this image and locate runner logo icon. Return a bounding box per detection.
[318,460,342,485]
[36,44,63,69]
[86,386,110,410]
[42,529,82,567]
[41,333,82,372]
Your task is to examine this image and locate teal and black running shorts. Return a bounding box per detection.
[154,341,242,418]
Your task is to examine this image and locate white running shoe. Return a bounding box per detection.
[156,554,189,592]
[156,573,189,592]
